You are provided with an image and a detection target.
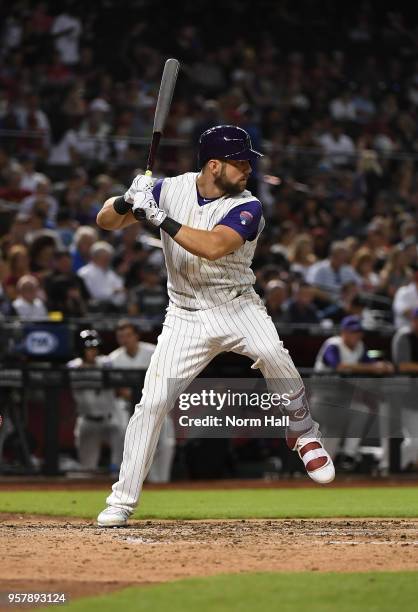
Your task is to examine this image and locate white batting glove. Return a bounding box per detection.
[132,191,167,226]
[124,174,154,204]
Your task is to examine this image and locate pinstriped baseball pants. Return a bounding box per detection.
[107,289,317,510]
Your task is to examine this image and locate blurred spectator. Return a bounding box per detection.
[379,245,413,299]
[44,250,88,317]
[288,233,316,280]
[393,263,418,328]
[307,241,360,297]
[70,226,98,272]
[2,244,30,300]
[320,282,365,323]
[20,174,58,224]
[127,264,168,319]
[78,241,126,310]
[283,282,319,324]
[28,233,57,277]
[51,8,82,66]
[351,247,379,292]
[264,279,288,321]
[317,123,356,167]
[11,274,48,319]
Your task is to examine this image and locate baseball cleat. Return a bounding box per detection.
[97,506,132,527]
[288,429,335,484]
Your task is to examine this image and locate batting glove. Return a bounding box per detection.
[132,191,167,226]
[124,174,154,204]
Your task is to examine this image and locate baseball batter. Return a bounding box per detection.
[96,125,335,527]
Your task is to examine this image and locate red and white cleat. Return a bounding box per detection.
[288,429,335,484]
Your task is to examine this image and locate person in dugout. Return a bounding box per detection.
[67,329,125,474]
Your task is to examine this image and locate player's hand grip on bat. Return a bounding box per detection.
[132,191,167,226]
[124,174,154,203]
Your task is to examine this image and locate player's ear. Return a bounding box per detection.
[207,159,222,176]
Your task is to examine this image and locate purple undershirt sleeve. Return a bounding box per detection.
[152,179,164,204]
[322,344,341,368]
[216,200,262,241]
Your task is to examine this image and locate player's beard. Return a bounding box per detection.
[214,163,246,196]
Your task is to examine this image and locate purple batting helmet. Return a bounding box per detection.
[198,125,263,168]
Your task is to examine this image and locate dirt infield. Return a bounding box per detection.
[1,515,418,608]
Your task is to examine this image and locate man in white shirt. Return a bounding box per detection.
[77,242,126,309]
[108,320,175,483]
[51,11,82,65]
[317,123,356,167]
[12,275,48,319]
[393,264,418,328]
[307,241,360,298]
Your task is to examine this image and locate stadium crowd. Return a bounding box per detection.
[1,1,418,332]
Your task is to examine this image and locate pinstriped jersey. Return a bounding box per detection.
[158,172,264,310]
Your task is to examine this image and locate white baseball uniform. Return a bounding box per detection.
[107,172,317,510]
[108,341,175,483]
[68,355,125,470]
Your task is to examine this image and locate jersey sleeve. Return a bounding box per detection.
[322,344,341,368]
[216,200,262,241]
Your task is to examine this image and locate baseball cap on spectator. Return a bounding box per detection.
[341,315,363,332]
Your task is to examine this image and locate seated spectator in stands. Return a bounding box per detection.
[288,234,316,280]
[70,226,98,272]
[20,174,58,225]
[393,263,418,328]
[2,244,30,300]
[351,247,379,292]
[307,241,360,298]
[379,245,412,299]
[28,233,58,277]
[44,250,88,317]
[264,279,288,321]
[283,282,319,324]
[78,241,125,311]
[0,163,31,203]
[320,281,365,323]
[127,264,168,319]
[317,122,356,168]
[12,274,48,319]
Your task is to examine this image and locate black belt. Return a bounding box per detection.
[83,414,112,423]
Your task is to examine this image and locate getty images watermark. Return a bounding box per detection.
[178,389,290,428]
[170,376,418,439]
[170,379,297,438]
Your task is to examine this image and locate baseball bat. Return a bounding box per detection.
[134,58,179,220]
[146,58,180,177]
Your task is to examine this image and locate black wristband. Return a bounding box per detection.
[160,216,182,238]
[113,196,131,215]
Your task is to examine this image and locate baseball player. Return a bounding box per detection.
[68,330,125,473]
[96,125,335,527]
[108,319,175,482]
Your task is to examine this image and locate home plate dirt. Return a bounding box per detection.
[1,515,418,607]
